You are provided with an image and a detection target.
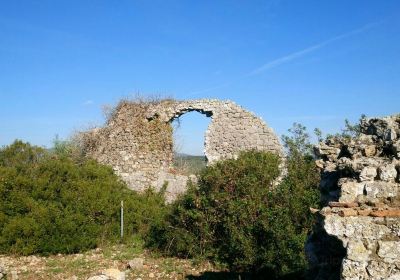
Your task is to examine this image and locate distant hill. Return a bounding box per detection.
[174,153,206,175]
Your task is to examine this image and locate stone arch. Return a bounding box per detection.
[146,99,283,164]
[83,98,283,201]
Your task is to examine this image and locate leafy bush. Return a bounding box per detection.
[0,140,166,255]
[147,132,320,278]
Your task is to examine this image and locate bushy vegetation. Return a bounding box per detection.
[147,124,320,279]
[0,140,166,255]
[0,121,321,279]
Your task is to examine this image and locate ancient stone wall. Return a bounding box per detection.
[308,115,400,280]
[82,98,283,201]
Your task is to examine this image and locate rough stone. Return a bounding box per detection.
[127,258,144,270]
[341,259,368,280]
[0,263,5,280]
[359,166,377,182]
[370,209,400,217]
[82,99,283,200]
[308,114,400,280]
[362,145,376,157]
[377,241,400,263]
[346,240,370,261]
[101,268,125,280]
[324,215,391,240]
[364,181,398,200]
[378,164,398,182]
[338,179,364,202]
[87,276,109,280]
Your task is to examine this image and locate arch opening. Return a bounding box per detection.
[171,110,212,175]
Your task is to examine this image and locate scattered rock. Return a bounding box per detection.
[308,114,400,280]
[103,268,125,280]
[10,270,18,280]
[127,257,144,270]
[0,264,5,280]
[87,275,109,280]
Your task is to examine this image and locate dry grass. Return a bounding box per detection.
[0,242,221,280]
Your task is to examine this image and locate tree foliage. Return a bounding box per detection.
[147,128,320,279]
[0,140,166,255]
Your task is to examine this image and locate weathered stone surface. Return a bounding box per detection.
[341,259,368,280]
[0,263,5,280]
[308,114,400,280]
[377,241,400,263]
[82,99,283,200]
[366,261,392,279]
[324,215,390,240]
[370,209,400,217]
[87,276,109,280]
[346,240,370,261]
[359,166,377,182]
[378,164,398,182]
[329,201,359,208]
[338,179,364,202]
[127,258,144,270]
[362,145,376,157]
[339,208,358,217]
[364,181,398,200]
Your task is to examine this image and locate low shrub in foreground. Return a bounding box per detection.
[0,140,167,255]
[147,149,319,278]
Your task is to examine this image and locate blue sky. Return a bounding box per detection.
[0,0,399,155]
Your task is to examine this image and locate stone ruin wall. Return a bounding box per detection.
[308,115,400,280]
[83,98,283,201]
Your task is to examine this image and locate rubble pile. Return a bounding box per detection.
[308,115,400,280]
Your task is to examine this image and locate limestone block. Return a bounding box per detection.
[362,145,376,157]
[359,167,377,182]
[338,179,364,202]
[364,181,398,199]
[324,215,391,240]
[341,259,368,280]
[378,164,397,182]
[388,273,400,280]
[366,261,391,279]
[346,240,371,261]
[377,241,400,263]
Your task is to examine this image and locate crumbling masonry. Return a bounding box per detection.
[308,115,400,280]
[82,99,283,201]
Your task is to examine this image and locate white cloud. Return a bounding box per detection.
[83,100,94,106]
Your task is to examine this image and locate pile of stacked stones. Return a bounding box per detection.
[308,115,400,280]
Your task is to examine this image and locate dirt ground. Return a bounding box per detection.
[0,244,224,280]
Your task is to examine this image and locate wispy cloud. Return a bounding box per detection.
[83,100,94,106]
[183,20,382,98]
[246,21,381,76]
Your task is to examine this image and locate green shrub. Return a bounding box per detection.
[147,147,319,278]
[0,140,167,255]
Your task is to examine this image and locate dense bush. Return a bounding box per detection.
[0,140,166,255]
[147,129,320,278]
